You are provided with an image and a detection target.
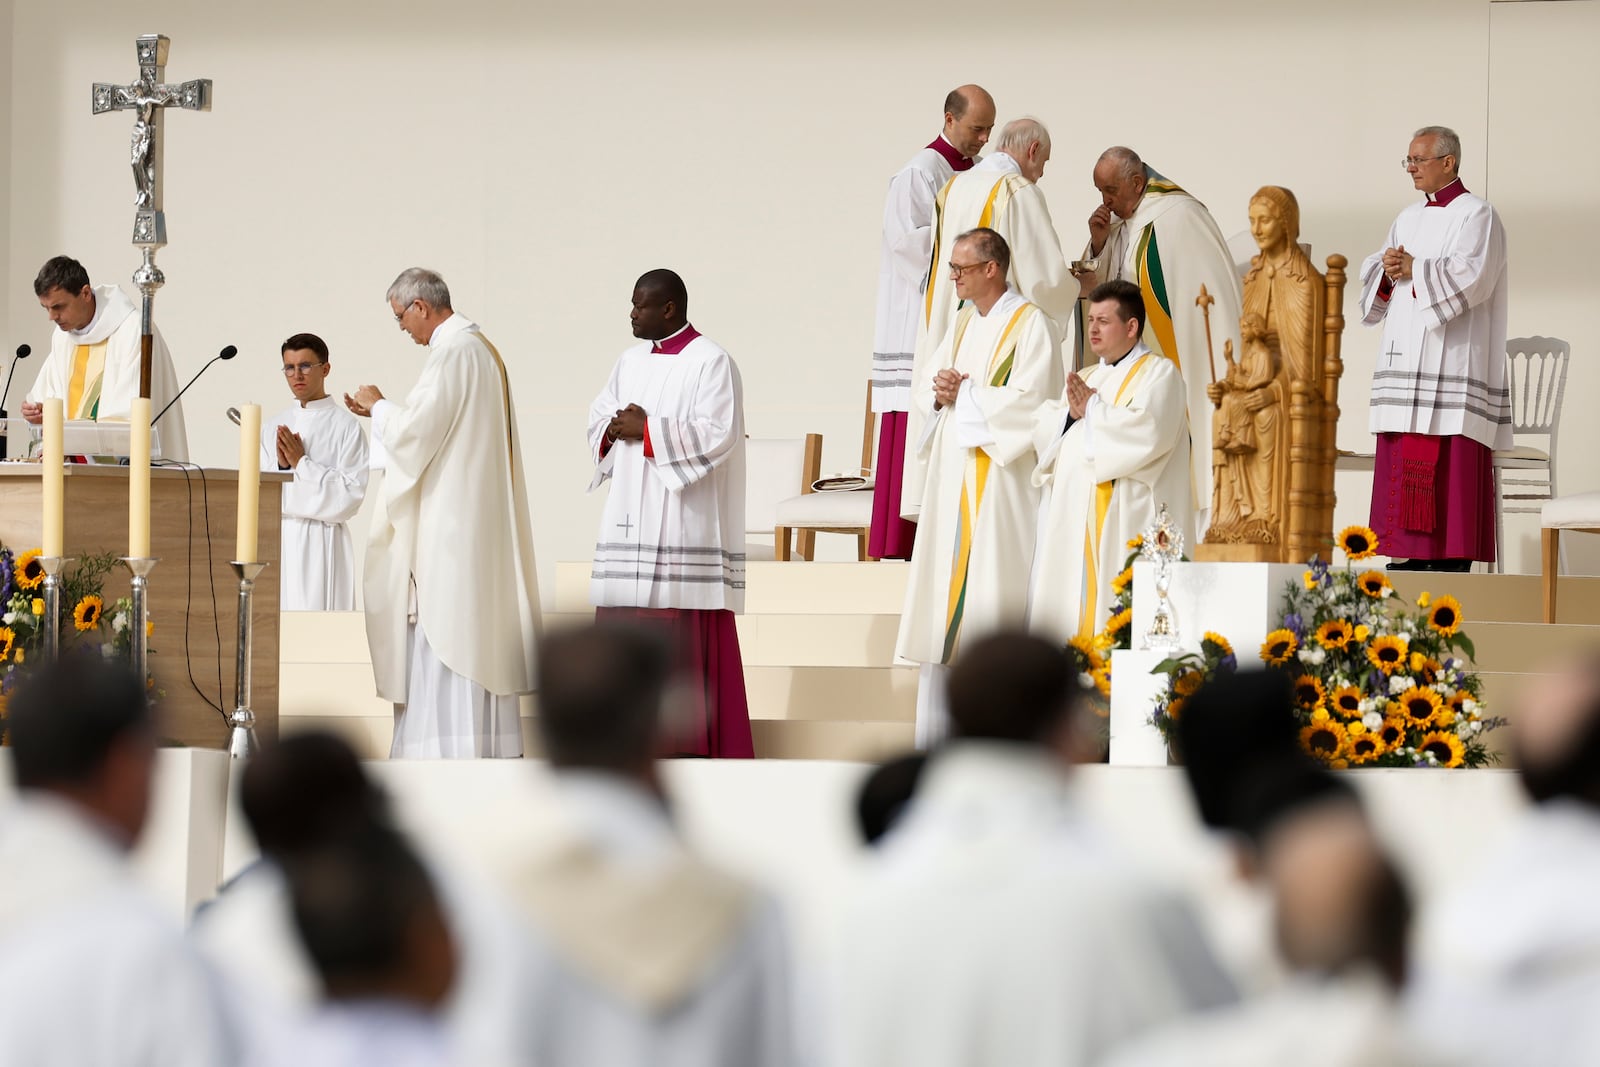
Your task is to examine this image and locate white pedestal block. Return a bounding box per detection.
[1131,561,1303,663]
[1108,648,1172,765]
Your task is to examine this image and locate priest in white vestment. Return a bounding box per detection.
[22,254,189,460]
[498,625,795,1066]
[347,268,540,759]
[835,633,1234,1067]
[0,660,233,1066]
[261,332,369,610]
[1077,147,1240,530]
[1408,654,1600,1066]
[901,117,1076,520]
[588,269,752,758]
[1360,126,1511,572]
[894,229,1064,747]
[868,84,993,560]
[1030,280,1191,644]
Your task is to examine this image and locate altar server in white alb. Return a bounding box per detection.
[0,659,233,1066]
[1076,147,1241,529]
[1361,126,1511,573]
[346,268,541,759]
[22,254,189,460]
[588,269,752,758]
[262,332,369,610]
[895,229,1064,747]
[1030,280,1191,644]
[902,118,1076,520]
[868,84,994,560]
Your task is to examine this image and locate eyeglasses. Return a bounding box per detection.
[949,260,992,277]
[1401,155,1448,170]
[393,300,416,325]
[281,361,324,377]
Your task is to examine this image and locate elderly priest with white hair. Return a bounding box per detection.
[902,116,1076,521]
[345,268,541,759]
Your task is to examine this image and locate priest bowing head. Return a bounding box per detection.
[941,84,996,160]
[993,116,1051,184]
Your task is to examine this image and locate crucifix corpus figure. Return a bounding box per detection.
[91,34,211,398]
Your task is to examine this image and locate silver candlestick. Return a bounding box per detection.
[39,556,71,663]
[1139,504,1185,653]
[122,557,158,684]
[228,561,268,758]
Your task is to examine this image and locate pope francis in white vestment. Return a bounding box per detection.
[354,269,540,759]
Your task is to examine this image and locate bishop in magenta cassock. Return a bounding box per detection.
[588,269,753,758]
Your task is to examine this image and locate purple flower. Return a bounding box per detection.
[0,548,12,606]
[1284,613,1306,639]
[1220,653,1238,673]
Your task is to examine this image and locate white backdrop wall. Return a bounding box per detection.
[4,0,1592,596]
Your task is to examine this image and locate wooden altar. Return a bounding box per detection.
[0,463,287,748]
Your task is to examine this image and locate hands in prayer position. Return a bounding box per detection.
[1382,244,1413,284]
[343,385,384,418]
[932,368,968,410]
[1066,371,1096,421]
[276,424,306,469]
[606,403,647,442]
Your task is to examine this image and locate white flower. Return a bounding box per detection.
[1079,672,1094,689]
[1463,699,1479,715]
[1311,647,1327,665]
[1,612,13,625]
[1298,648,1316,663]
[99,643,115,659]
[1388,674,1412,695]
[1471,720,1483,734]
[1381,586,1394,598]
[1364,711,1384,731]
[112,612,128,633]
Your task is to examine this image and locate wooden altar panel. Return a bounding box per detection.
[0,464,287,749]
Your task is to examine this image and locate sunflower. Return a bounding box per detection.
[1330,685,1364,717]
[1174,669,1205,698]
[1068,635,1106,673]
[1262,628,1299,665]
[1339,526,1379,560]
[1166,696,1187,721]
[73,595,104,632]
[1300,720,1348,762]
[1379,717,1407,748]
[1203,632,1234,657]
[1348,732,1385,764]
[0,625,14,663]
[1419,731,1466,768]
[1110,567,1134,596]
[1104,608,1132,637]
[1398,686,1446,729]
[1091,667,1112,700]
[1316,619,1354,650]
[1357,570,1393,598]
[1368,635,1408,673]
[1126,535,1144,551]
[1447,689,1471,716]
[1428,595,1464,637]
[1292,674,1327,711]
[16,549,44,591]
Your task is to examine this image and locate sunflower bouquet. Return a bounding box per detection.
[1066,536,1152,719]
[1148,632,1240,742]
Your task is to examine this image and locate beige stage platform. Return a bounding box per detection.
[279,560,1600,763]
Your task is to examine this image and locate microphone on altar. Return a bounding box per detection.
[0,343,33,459]
[153,344,237,427]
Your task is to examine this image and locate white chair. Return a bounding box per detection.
[774,386,877,561]
[1540,492,1600,622]
[745,434,821,560]
[1494,337,1569,573]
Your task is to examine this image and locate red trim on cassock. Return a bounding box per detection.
[642,422,653,458]
[927,135,975,172]
[1426,178,1468,208]
[650,324,701,355]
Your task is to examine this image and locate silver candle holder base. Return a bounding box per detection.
[121,557,158,685]
[39,556,72,664]
[228,561,268,759]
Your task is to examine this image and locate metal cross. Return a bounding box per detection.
[617,515,635,537]
[92,34,212,250]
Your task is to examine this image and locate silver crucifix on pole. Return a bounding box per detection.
[91,34,211,399]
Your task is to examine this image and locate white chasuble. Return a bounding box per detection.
[901,153,1076,519]
[873,142,960,413]
[895,291,1062,666]
[363,314,541,752]
[1029,344,1192,644]
[1084,169,1240,526]
[262,397,370,610]
[1360,181,1512,450]
[24,283,190,460]
[588,330,745,612]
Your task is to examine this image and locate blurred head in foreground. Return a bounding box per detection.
[1176,668,1304,831]
[946,630,1082,758]
[240,730,389,860]
[1513,652,1600,809]
[536,622,674,789]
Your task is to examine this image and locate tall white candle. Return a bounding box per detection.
[128,397,153,559]
[236,403,261,563]
[42,399,65,557]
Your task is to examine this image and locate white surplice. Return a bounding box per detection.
[24,283,190,460]
[243,1001,453,1067]
[872,139,961,414]
[901,153,1077,518]
[0,796,233,1066]
[1360,179,1512,451]
[262,396,370,610]
[588,327,745,612]
[501,772,795,1067]
[833,743,1235,1067]
[1030,342,1192,643]
[895,291,1063,671]
[1407,801,1600,1067]
[364,313,540,759]
[1084,168,1240,527]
